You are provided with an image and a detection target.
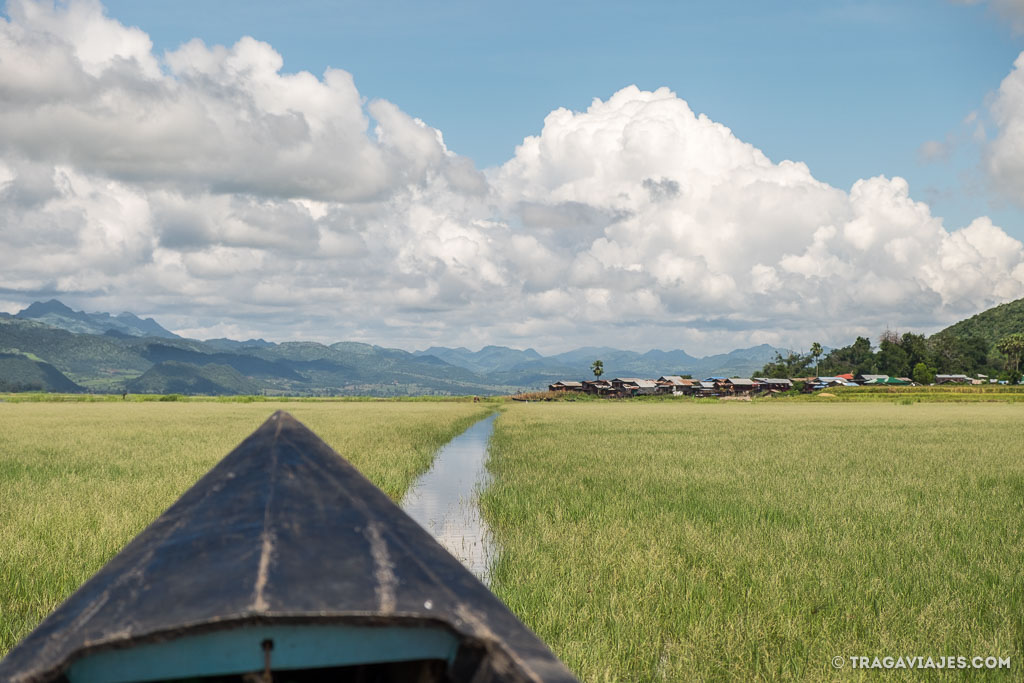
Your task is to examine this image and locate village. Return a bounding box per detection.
[547,373,989,398]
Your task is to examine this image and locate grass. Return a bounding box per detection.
[482,402,1024,681]
[774,385,1024,403]
[0,392,503,403]
[4,398,1021,680]
[511,390,602,401]
[0,400,491,655]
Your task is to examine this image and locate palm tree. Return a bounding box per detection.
[996,333,1024,375]
[591,360,604,380]
[810,342,823,376]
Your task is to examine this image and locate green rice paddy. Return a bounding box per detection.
[778,385,1024,403]
[0,401,490,655]
[483,402,1024,680]
[2,400,1021,681]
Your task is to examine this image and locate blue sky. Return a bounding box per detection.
[100,0,1023,236]
[3,0,1024,354]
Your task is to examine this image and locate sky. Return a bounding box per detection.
[1,0,1024,355]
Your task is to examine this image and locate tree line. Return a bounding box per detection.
[758,331,1024,384]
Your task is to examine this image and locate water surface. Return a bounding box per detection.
[400,413,497,585]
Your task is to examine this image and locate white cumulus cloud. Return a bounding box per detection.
[0,0,465,202]
[1,0,1023,355]
[493,86,1024,346]
[987,51,1024,204]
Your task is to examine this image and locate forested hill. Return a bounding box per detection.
[758,296,1024,381]
[931,297,1024,345]
[0,352,84,393]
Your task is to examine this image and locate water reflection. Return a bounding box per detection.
[400,413,497,585]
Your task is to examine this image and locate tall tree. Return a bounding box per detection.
[911,362,935,385]
[591,360,604,380]
[879,328,900,345]
[995,333,1024,374]
[900,332,930,370]
[819,336,874,376]
[877,337,910,377]
[810,342,823,376]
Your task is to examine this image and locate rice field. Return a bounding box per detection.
[482,402,1024,681]
[3,399,1022,680]
[778,385,1024,403]
[0,400,491,655]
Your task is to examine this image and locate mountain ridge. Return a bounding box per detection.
[16,300,180,339]
[1,299,792,394]
[0,310,512,396]
[418,342,782,381]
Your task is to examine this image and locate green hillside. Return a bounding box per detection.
[0,317,150,388]
[0,352,83,392]
[126,362,263,395]
[933,297,1024,345]
[0,315,512,396]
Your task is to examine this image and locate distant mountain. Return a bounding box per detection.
[561,347,710,377]
[202,337,276,352]
[140,342,305,380]
[0,299,786,395]
[413,345,544,373]
[690,344,786,378]
[0,351,83,392]
[127,361,261,395]
[0,310,516,396]
[932,297,1024,345]
[420,343,783,383]
[16,300,180,339]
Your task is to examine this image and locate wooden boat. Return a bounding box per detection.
[0,411,578,682]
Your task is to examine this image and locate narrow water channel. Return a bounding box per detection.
[400,413,497,585]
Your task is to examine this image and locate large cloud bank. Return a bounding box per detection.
[989,51,1024,204]
[1,0,1022,353]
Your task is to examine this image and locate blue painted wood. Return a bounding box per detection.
[66,623,460,683]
